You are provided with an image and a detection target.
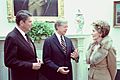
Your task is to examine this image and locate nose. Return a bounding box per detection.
[66,28,68,30]
[91,31,94,35]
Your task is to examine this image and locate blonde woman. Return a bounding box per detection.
[86,20,117,80]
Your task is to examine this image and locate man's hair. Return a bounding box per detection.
[54,18,68,30]
[16,10,32,25]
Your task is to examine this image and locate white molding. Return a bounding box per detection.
[0,36,5,40]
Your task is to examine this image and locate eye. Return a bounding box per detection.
[92,30,95,32]
[64,26,68,28]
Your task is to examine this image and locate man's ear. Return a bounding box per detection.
[20,20,24,26]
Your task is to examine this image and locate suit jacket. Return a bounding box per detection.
[4,28,38,80]
[43,34,75,80]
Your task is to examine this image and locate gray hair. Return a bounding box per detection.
[54,18,68,30]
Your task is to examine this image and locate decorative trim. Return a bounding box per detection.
[0,36,6,40]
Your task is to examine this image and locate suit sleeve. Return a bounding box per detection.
[43,39,59,71]
[4,36,32,70]
[107,48,117,80]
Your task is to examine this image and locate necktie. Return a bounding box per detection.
[60,36,66,54]
[25,34,35,53]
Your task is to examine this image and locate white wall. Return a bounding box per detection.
[64,0,120,67]
[0,0,15,37]
[0,0,120,80]
[64,0,113,35]
[0,0,119,36]
[0,0,120,67]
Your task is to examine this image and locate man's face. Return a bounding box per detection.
[57,24,68,35]
[20,17,32,33]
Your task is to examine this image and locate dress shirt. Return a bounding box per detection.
[55,31,65,45]
[16,26,28,41]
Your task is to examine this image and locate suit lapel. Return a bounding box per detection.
[52,34,66,55]
[64,37,69,54]
[14,28,35,55]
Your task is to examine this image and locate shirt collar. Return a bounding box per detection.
[16,25,26,36]
[55,31,65,43]
[55,31,61,39]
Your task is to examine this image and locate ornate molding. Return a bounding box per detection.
[7,0,15,22]
[58,0,64,17]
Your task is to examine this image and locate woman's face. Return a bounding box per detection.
[91,28,102,42]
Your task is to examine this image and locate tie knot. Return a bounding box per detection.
[25,34,28,37]
[25,34,29,41]
[60,36,63,40]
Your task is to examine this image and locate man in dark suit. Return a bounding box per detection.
[43,18,79,80]
[4,10,41,80]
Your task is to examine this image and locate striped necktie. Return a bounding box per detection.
[25,34,35,53]
[60,36,66,54]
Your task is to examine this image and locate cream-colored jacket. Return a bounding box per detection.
[86,36,117,80]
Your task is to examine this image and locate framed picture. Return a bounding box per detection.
[114,1,120,27]
[7,0,64,22]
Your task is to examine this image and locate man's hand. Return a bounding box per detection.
[36,58,43,64]
[57,67,70,74]
[32,62,41,70]
[71,48,79,61]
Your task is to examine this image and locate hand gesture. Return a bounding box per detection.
[57,67,70,74]
[71,48,79,59]
[36,58,43,64]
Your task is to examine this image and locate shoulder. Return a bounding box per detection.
[45,34,55,40]
[64,36,69,39]
[101,36,112,44]
[64,36,71,41]
[6,31,16,40]
[6,28,18,37]
[5,28,20,42]
[100,36,113,49]
[44,34,55,43]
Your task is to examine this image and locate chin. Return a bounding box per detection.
[63,33,66,35]
[28,28,32,31]
[92,38,97,41]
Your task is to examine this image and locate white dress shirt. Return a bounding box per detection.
[16,26,28,41]
[55,31,65,45]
